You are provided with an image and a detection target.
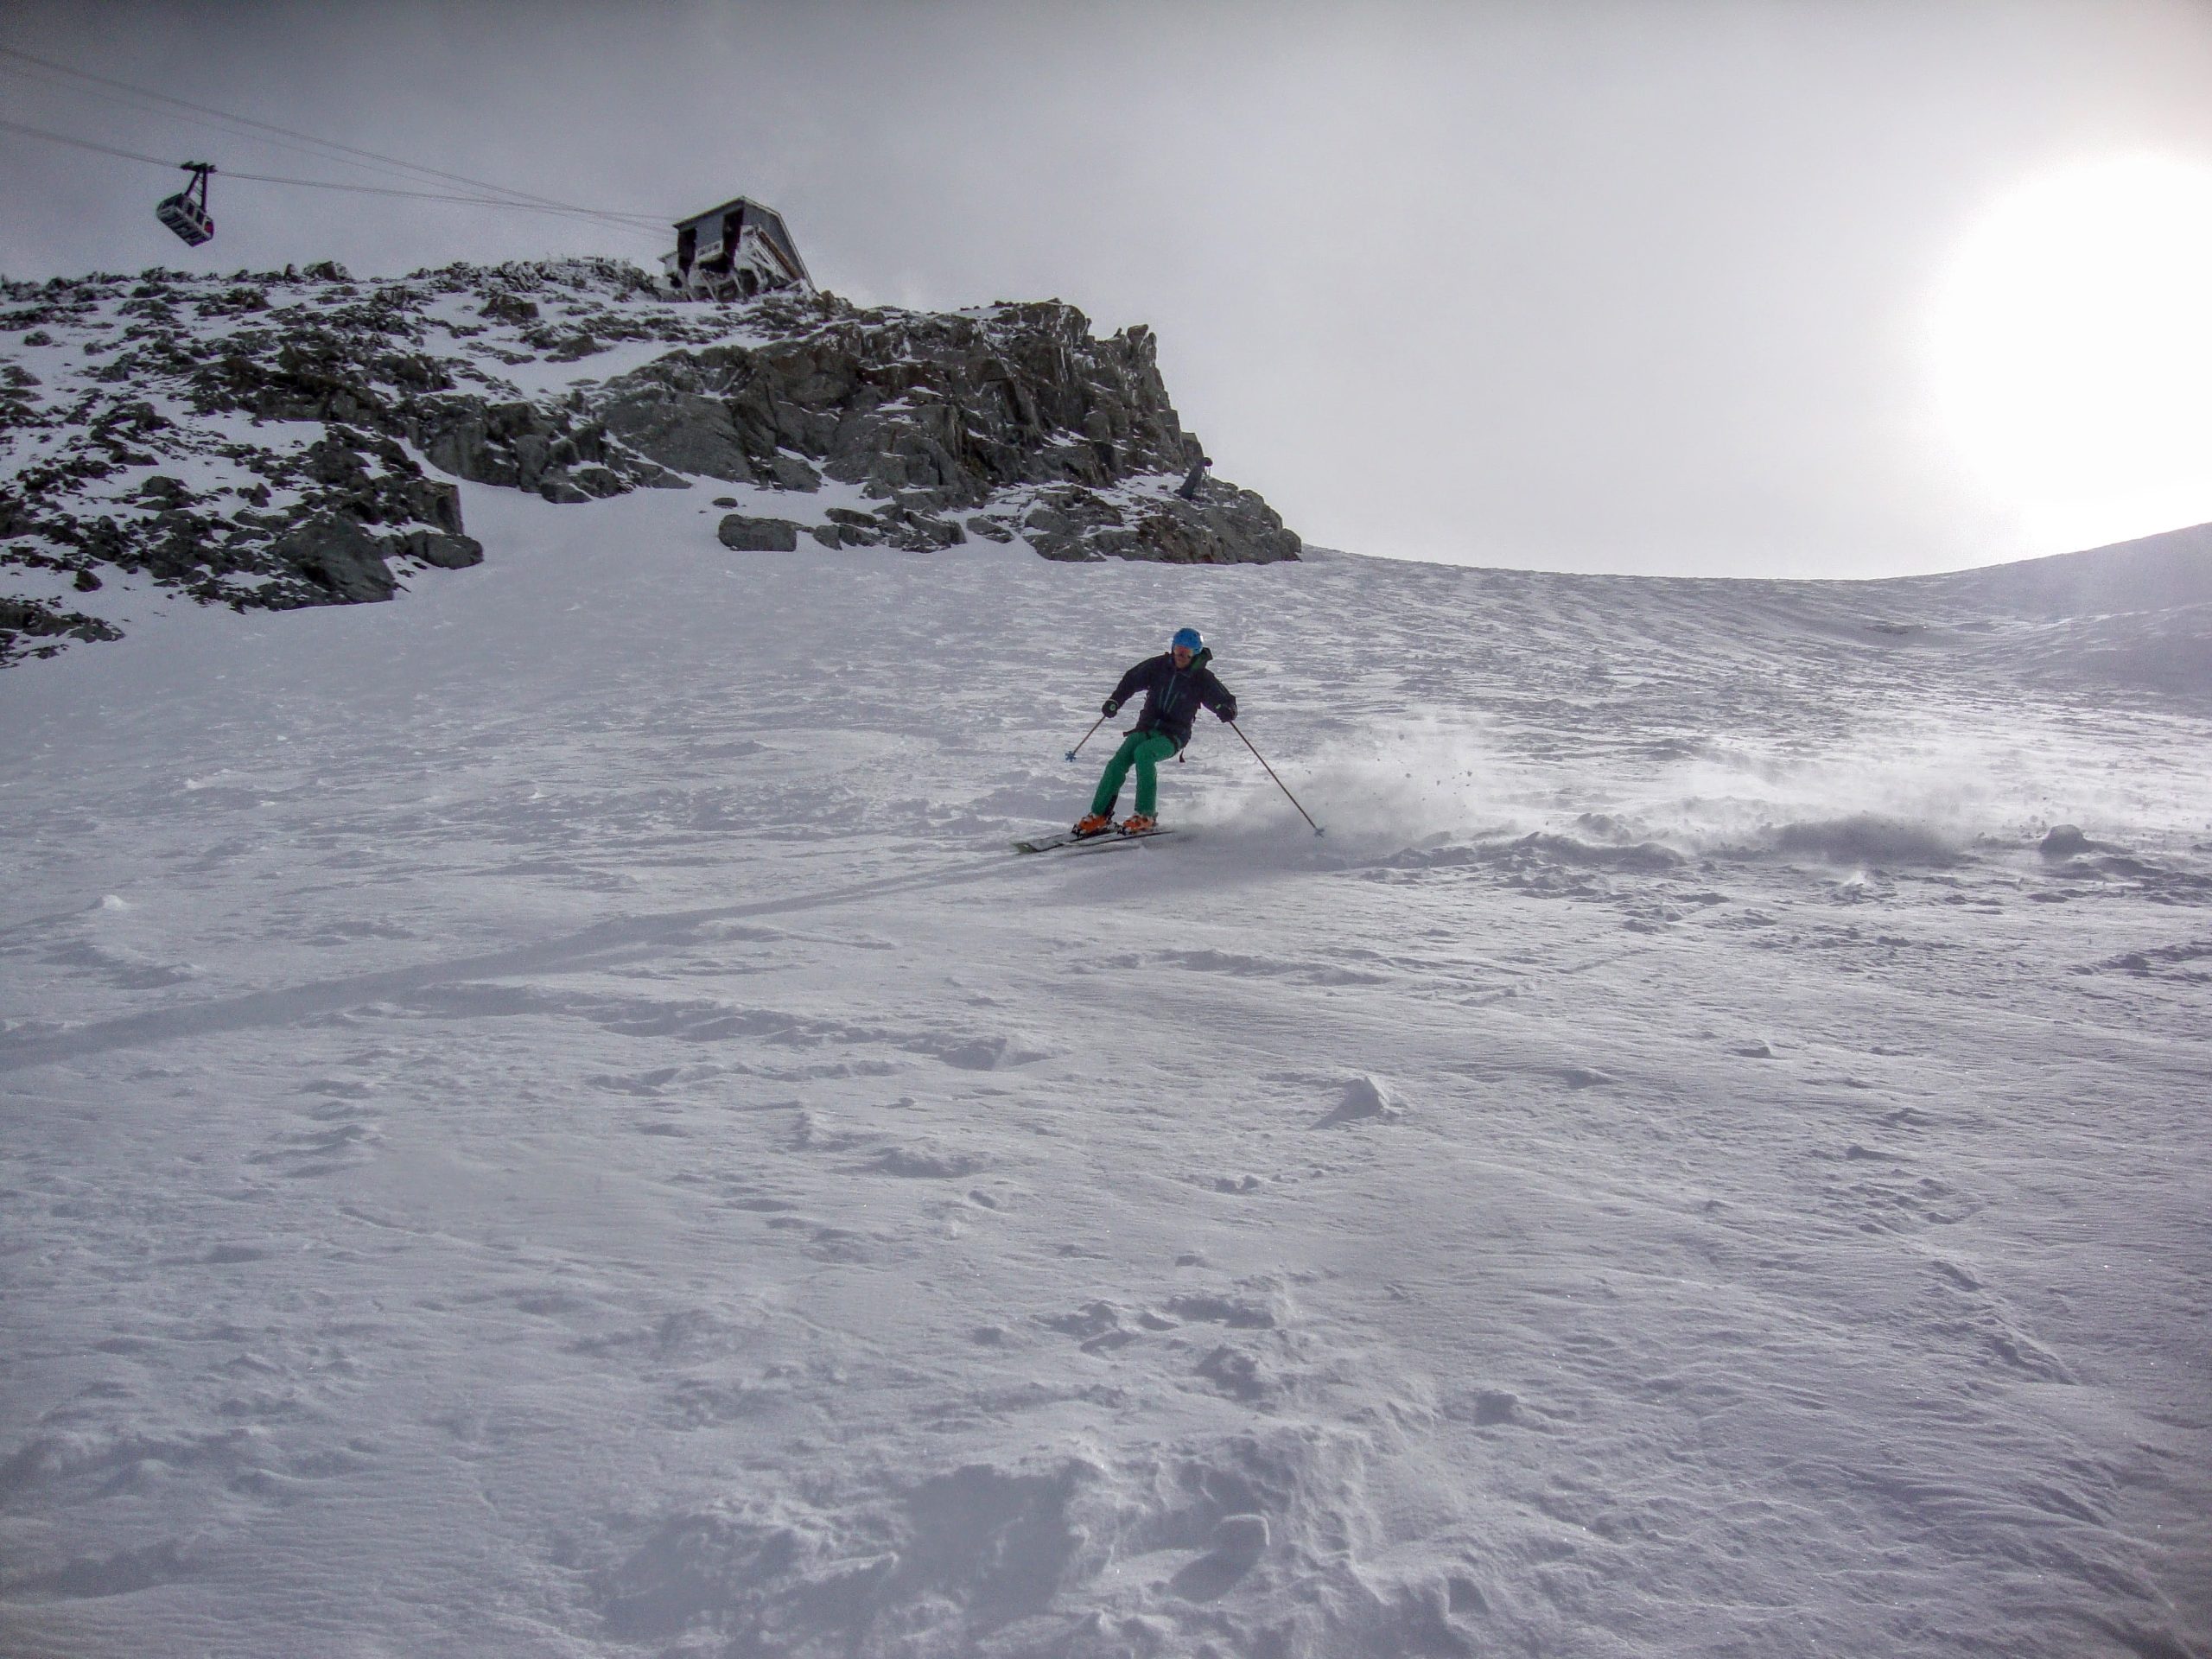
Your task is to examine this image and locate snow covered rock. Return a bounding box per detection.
[1208,1510,1269,1562]
[1324,1072,1411,1125]
[0,259,1299,663]
[2038,823,2097,858]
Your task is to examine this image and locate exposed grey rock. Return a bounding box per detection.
[557,292,1291,561]
[480,291,539,324]
[537,473,592,505]
[766,454,822,492]
[398,529,482,569]
[271,513,400,602]
[0,594,123,666]
[717,514,801,552]
[598,382,756,481]
[1021,480,1297,566]
[2,258,1298,664]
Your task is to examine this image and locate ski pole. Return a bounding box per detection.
[1065,713,1109,762]
[1229,720,1324,836]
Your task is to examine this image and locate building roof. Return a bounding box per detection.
[674,196,809,285]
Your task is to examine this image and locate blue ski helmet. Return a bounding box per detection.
[1172,626,1204,653]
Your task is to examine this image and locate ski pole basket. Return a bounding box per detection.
[156,162,216,246]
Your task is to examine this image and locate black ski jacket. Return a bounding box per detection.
[1109,647,1236,750]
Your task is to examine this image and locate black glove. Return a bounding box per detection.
[1102,699,1120,717]
[1217,699,1237,722]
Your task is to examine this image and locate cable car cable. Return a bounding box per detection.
[0,114,178,171]
[0,114,667,242]
[0,56,664,219]
[0,69,670,235]
[0,44,671,231]
[0,55,379,188]
[0,43,670,225]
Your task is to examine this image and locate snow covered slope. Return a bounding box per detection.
[2,493,2207,1658]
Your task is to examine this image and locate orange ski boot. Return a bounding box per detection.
[1071,811,1115,838]
[1118,813,1158,836]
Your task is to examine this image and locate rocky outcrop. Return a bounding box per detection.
[0,258,1298,664]
[1020,480,1299,565]
[0,594,123,664]
[717,514,802,552]
[593,297,1299,561]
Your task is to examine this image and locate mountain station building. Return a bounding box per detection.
[664,197,810,301]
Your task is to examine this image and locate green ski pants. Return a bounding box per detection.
[1090,730,1180,818]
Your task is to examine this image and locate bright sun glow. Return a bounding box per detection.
[1929,154,2212,551]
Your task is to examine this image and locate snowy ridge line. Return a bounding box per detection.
[1,259,1298,664]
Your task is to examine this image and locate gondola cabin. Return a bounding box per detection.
[663,196,810,301]
[156,162,216,247]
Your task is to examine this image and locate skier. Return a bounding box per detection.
[1072,626,1237,837]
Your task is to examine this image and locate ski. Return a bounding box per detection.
[1012,830,1103,854]
[1070,827,1175,854]
[1012,827,1176,855]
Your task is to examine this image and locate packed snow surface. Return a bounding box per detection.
[3,491,2208,1658]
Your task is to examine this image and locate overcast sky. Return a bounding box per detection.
[5,1,2211,578]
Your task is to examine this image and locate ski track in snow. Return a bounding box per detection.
[2,486,2209,1658]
